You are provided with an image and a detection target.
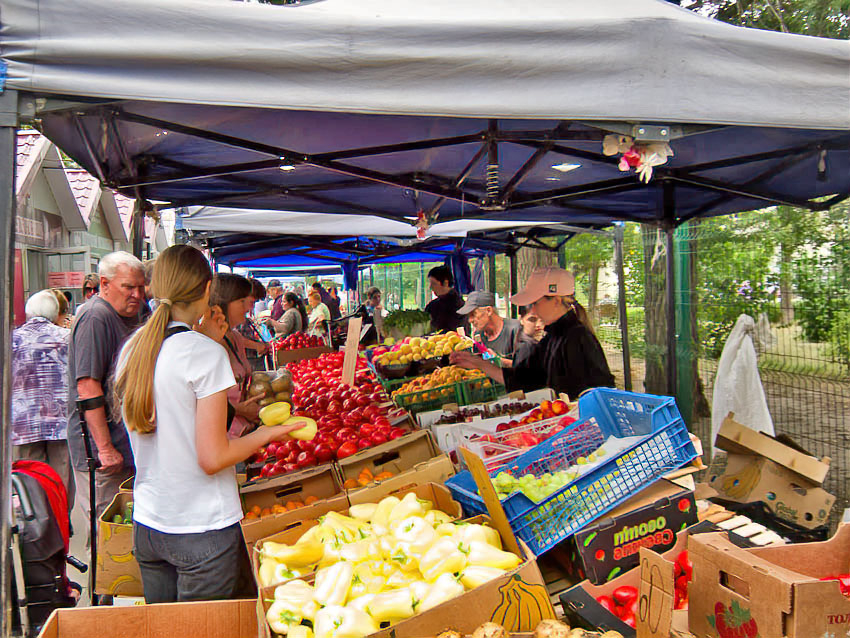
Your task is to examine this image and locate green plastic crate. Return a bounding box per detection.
[458,377,506,404]
[391,382,462,414]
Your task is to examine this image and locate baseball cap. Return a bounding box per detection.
[268,279,282,288]
[510,267,575,306]
[458,290,497,315]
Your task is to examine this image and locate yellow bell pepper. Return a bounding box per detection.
[284,416,317,441]
[423,510,454,527]
[391,517,437,556]
[418,537,467,582]
[288,626,313,638]
[258,560,303,588]
[385,569,416,589]
[350,563,387,598]
[453,523,502,549]
[339,539,381,564]
[259,402,291,426]
[463,541,520,570]
[418,572,465,612]
[348,503,378,522]
[314,561,354,607]
[365,587,415,623]
[266,602,299,636]
[314,605,378,638]
[387,543,419,573]
[435,523,459,537]
[409,580,431,609]
[459,566,507,589]
[370,496,400,527]
[274,579,314,606]
[262,539,324,569]
[388,492,432,523]
[347,593,375,613]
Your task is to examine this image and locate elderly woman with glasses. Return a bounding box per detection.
[450,268,614,400]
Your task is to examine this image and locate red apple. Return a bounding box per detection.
[314,445,335,463]
[336,441,358,459]
[369,431,389,446]
[357,438,373,450]
[296,451,317,468]
[388,428,406,440]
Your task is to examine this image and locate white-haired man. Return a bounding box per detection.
[68,251,145,550]
[12,290,74,507]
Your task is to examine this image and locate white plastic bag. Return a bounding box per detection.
[711,314,774,454]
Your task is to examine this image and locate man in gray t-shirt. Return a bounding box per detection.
[68,252,145,552]
[458,291,523,358]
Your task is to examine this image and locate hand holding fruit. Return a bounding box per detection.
[235,393,263,421]
[449,349,480,369]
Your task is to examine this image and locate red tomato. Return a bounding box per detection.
[388,428,406,440]
[369,431,389,446]
[612,585,638,607]
[357,438,373,450]
[296,451,317,468]
[314,445,335,463]
[596,595,615,614]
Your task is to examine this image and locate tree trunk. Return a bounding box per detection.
[642,226,667,394]
[588,263,600,327]
[516,246,558,296]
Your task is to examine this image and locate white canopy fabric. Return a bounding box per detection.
[181,207,554,237]
[2,0,848,129]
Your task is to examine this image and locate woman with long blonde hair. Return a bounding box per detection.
[115,245,300,603]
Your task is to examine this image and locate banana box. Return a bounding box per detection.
[96,492,143,597]
[256,516,554,638]
[708,415,834,529]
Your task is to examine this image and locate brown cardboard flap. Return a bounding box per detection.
[687,532,794,638]
[715,414,829,485]
[240,463,341,511]
[38,599,256,638]
[746,522,850,578]
[335,430,440,483]
[637,547,674,638]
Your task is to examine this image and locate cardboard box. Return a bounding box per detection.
[257,530,555,638]
[709,414,835,529]
[688,525,850,638]
[335,430,441,485]
[118,476,134,494]
[552,480,698,585]
[96,492,143,597]
[714,414,830,485]
[560,521,754,637]
[240,463,342,512]
[342,453,455,498]
[708,452,835,529]
[37,599,256,638]
[275,346,333,367]
[636,545,693,638]
[241,493,349,552]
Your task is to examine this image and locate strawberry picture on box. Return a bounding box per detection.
[708,600,760,638]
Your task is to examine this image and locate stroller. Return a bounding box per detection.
[10,460,85,637]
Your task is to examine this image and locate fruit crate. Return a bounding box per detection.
[445,388,698,555]
[458,377,505,405]
[392,382,463,414]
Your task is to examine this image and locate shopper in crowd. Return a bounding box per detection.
[12,290,74,509]
[364,286,382,317]
[508,305,546,368]
[311,281,337,318]
[327,285,342,320]
[458,291,524,361]
[210,274,266,438]
[141,259,157,317]
[425,265,465,332]
[50,288,72,328]
[81,273,99,302]
[114,245,301,603]
[451,267,614,399]
[267,279,285,321]
[263,291,307,337]
[306,289,331,337]
[68,251,145,549]
[250,278,268,316]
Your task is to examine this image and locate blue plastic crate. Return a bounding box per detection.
[445,388,698,555]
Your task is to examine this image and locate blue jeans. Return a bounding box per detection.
[133,522,254,603]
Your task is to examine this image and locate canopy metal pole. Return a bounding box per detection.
[613,224,632,391]
[509,250,518,319]
[0,90,19,638]
[663,184,677,397]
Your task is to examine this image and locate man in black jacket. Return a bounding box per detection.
[424,265,465,332]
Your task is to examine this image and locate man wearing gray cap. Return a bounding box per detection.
[458,291,524,360]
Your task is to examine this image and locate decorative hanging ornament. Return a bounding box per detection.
[415,209,433,240]
[602,134,674,183]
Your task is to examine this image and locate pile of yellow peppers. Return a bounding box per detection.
[259,492,521,638]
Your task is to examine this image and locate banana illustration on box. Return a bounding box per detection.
[719,462,761,499]
[490,574,555,630]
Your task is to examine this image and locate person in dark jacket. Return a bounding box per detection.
[424,265,465,332]
[450,267,614,399]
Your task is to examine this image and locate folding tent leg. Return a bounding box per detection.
[614,224,632,391]
[0,89,20,638]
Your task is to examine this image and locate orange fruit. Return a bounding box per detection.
[343,478,360,489]
[359,467,374,480]
[304,495,319,505]
[250,505,262,515]
[374,471,394,481]
[357,476,372,487]
[244,511,259,520]
[260,507,272,518]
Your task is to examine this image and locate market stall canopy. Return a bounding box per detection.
[180,207,558,237]
[2,0,848,225]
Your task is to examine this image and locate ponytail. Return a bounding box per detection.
[114,245,212,434]
[563,295,595,335]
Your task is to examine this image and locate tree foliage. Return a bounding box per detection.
[683,0,850,38]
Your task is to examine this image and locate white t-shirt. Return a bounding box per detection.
[118,323,240,534]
